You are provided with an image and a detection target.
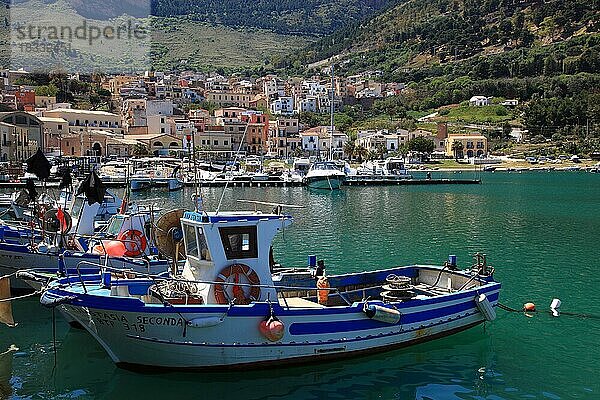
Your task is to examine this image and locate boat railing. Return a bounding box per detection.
[60,264,492,307]
[66,264,357,307]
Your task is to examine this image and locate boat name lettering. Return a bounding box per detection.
[315,347,346,354]
[136,316,184,326]
[183,212,203,222]
[90,311,129,323]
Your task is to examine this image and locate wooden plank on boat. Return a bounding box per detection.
[279,297,324,308]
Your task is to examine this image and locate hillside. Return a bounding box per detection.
[2,0,311,72]
[151,0,392,36]
[280,0,600,139]
[295,0,600,78]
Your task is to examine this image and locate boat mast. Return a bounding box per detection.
[329,63,335,161]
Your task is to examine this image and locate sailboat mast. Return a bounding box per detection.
[330,63,335,160]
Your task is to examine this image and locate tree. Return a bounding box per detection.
[355,145,368,163]
[35,84,58,97]
[132,143,149,156]
[343,140,356,160]
[451,141,464,160]
[396,143,409,162]
[408,137,435,161]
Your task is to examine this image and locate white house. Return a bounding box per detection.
[469,96,490,106]
[501,99,519,107]
[297,96,318,113]
[270,96,294,115]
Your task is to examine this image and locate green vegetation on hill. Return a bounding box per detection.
[277,0,600,140]
[293,0,599,74]
[151,0,392,36]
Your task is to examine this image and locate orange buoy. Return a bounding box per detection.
[317,276,330,305]
[214,264,261,305]
[92,240,127,257]
[523,302,536,312]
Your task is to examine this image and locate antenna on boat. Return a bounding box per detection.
[216,123,249,214]
[190,130,202,212]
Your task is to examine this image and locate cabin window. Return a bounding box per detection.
[219,226,258,260]
[71,197,85,218]
[184,223,198,258]
[106,215,125,237]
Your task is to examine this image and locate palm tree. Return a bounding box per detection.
[343,140,356,161]
[451,141,464,160]
[355,145,368,163]
[397,143,409,162]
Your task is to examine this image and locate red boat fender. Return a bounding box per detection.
[259,315,285,342]
[92,240,127,257]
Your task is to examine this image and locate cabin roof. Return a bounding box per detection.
[182,211,291,224]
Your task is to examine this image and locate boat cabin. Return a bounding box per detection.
[383,157,409,176]
[179,211,292,305]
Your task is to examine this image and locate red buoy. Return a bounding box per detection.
[523,302,536,312]
[259,316,285,342]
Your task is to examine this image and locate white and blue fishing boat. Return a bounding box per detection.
[303,161,346,190]
[39,202,501,369]
[0,172,172,290]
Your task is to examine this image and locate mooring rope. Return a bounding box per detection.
[0,290,42,303]
[498,302,600,320]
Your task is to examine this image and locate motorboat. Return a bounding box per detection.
[130,160,184,192]
[38,204,501,369]
[292,158,311,176]
[303,161,346,190]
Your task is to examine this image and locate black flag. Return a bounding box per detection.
[25,178,38,201]
[26,149,51,180]
[59,167,72,189]
[76,171,106,205]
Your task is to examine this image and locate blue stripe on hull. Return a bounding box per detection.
[289,292,499,335]
[124,309,488,348]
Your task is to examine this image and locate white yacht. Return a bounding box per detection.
[303,161,346,190]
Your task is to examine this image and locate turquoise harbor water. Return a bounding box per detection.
[1,171,600,399]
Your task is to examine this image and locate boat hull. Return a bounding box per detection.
[304,176,344,190]
[49,279,500,369]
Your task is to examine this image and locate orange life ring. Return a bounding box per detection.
[214,263,261,305]
[117,229,147,257]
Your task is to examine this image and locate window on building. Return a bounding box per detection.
[213,140,218,146]
[219,226,258,260]
[224,140,228,146]
[58,125,62,130]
